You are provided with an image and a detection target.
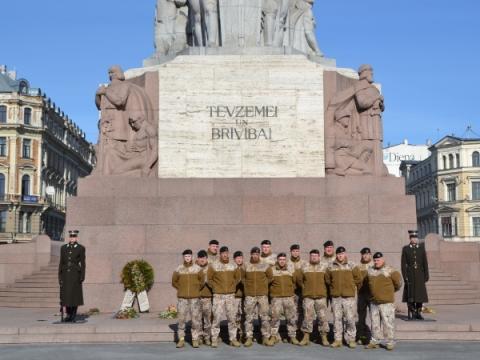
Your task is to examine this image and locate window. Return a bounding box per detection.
[446,183,456,201]
[456,154,460,168]
[0,210,7,232]
[473,182,480,200]
[22,139,31,158]
[442,156,447,170]
[24,108,31,125]
[21,175,30,196]
[441,216,454,237]
[18,212,31,233]
[473,217,480,237]
[0,105,6,123]
[473,152,480,167]
[0,137,6,156]
[0,174,4,200]
[449,154,454,169]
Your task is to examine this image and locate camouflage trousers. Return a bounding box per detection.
[331,297,357,342]
[370,302,395,346]
[244,295,271,338]
[177,298,202,341]
[199,297,212,339]
[211,294,237,341]
[301,297,329,335]
[357,292,371,338]
[270,296,298,338]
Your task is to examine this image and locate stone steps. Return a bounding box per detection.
[0,302,58,308]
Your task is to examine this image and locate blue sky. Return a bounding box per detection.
[1,0,479,145]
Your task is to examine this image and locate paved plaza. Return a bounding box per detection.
[1,342,480,360]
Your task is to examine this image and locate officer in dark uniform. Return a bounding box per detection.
[58,230,86,323]
[401,230,429,320]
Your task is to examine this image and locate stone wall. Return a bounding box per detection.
[67,176,416,312]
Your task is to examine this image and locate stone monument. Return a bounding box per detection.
[67,2,416,311]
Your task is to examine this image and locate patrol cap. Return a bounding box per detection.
[336,246,346,254]
[277,252,287,258]
[261,239,272,246]
[233,251,243,258]
[323,240,334,248]
[219,246,229,253]
[373,252,383,259]
[182,249,193,256]
[68,230,79,237]
[209,239,219,245]
[360,247,371,255]
[408,230,418,238]
[310,249,320,255]
[290,244,300,251]
[250,246,261,254]
[358,64,373,74]
[197,250,207,258]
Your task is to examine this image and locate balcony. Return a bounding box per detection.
[0,194,43,205]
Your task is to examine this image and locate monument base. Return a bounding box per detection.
[67,176,415,312]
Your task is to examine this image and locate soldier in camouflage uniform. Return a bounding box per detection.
[269,253,300,345]
[297,249,330,346]
[207,239,219,264]
[355,247,373,344]
[196,250,213,346]
[172,249,204,348]
[260,239,277,266]
[233,251,245,341]
[242,247,274,347]
[325,246,362,348]
[365,252,402,351]
[322,240,336,264]
[289,244,306,330]
[207,246,242,347]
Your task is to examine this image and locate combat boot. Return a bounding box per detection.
[198,337,203,346]
[244,337,253,347]
[211,338,218,348]
[192,339,199,348]
[386,343,395,351]
[270,335,281,344]
[176,338,185,348]
[299,332,310,346]
[320,334,329,347]
[203,337,211,346]
[330,340,342,348]
[290,337,300,345]
[262,337,273,346]
[348,341,356,349]
[365,342,379,349]
[230,340,241,347]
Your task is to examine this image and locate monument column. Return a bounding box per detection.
[219,0,262,47]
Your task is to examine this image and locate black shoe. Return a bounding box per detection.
[415,312,424,320]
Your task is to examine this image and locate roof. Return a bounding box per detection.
[430,135,480,150]
[0,71,30,93]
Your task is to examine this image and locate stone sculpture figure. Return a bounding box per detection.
[95,66,158,177]
[188,0,219,46]
[204,0,220,46]
[155,0,188,55]
[273,0,290,46]
[325,65,388,176]
[290,0,323,55]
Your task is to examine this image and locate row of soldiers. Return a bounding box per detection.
[172,239,403,350]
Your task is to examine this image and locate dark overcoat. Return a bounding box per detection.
[401,243,429,303]
[58,243,86,306]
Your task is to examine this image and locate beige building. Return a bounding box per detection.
[0,65,95,243]
[401,135,480,241]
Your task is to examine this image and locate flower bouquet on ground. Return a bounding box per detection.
[115,308,139,320]
[159,305,177,319]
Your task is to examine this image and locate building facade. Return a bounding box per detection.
[0,65,95,243]
[383,139,430,177]
[401,136,480,241]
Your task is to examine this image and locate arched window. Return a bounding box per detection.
[0,173,5,199]
[24,108,31,125]
[473,152,480,167]
[449,154,454,169]
[0,105,6,123]
[442,156,447,170]
[21,175,30,196]
[456,154,460,168]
